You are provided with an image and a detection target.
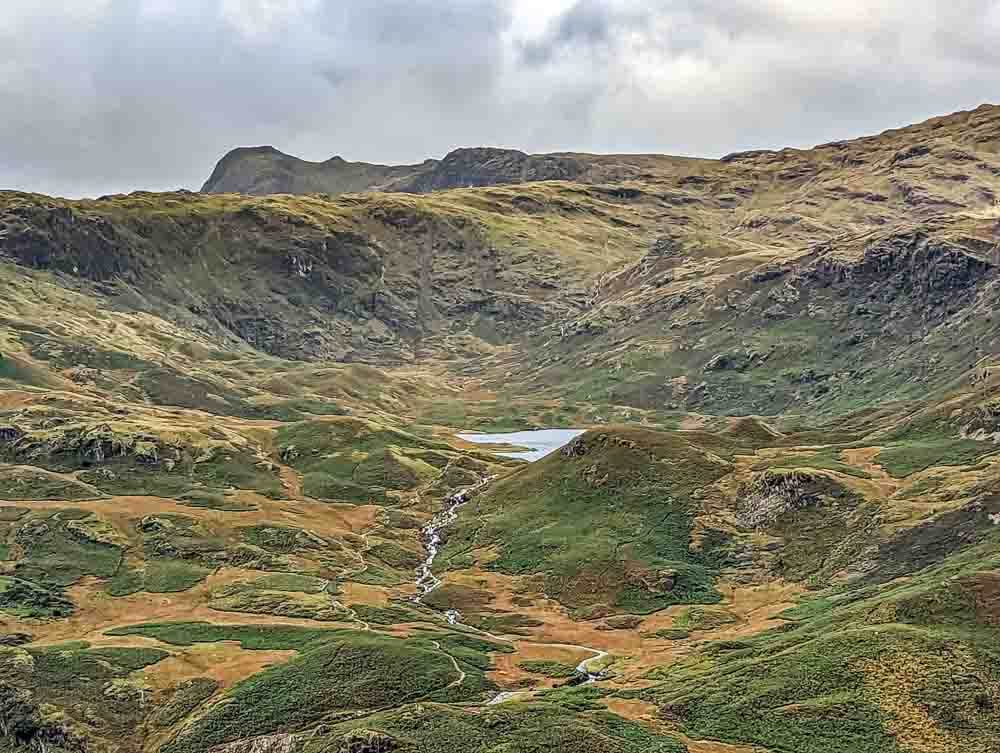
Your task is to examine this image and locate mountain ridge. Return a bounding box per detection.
[201,143,715,196]
[201,102,999,196]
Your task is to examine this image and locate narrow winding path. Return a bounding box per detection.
[430,639,467,689]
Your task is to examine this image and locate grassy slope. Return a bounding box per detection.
[314,702,688,753]
[639,534,1000,753]
[442,427,747,614]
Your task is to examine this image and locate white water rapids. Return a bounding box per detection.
[413,474,496,611]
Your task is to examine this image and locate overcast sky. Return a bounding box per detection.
[1,0,998,197]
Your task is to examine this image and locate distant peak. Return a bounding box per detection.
[441,146,529,161]
[222,145,287,159]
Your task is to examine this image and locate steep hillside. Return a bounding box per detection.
[8,104,1000,412]
[0,184,654,364]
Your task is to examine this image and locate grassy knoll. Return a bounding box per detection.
[107,621,342,651]
[12,509,122,587]
[160,631,461,753]
[276,417,448,503]
[442,427,736,613]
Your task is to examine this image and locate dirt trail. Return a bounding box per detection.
[275,462,304,499]
[840,447,903,499]
[409,469,615,702]
[489,642,592,689]
[430,640,467,689]
[0,463,105,497]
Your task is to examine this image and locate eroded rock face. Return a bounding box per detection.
[861,494,1000,586]
[0,203,142,282]
[0,633,33,647]
[626,568,679,596]
[804,233,993,302]
[960,399,1000,440]
[560,436,589,458]
[737,470,825,528]
[704,353,749,372]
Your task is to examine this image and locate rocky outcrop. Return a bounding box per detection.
[803,233,993,303]
[737,470,825,528]
[1,422,167,467]
[0,426,24,444]
[0,200,144,282]
[399,147,584,192]
[332,729,398,753]
[961,399,1000,440]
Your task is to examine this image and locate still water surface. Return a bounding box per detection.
[457,428,585,462]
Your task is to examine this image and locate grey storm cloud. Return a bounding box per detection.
[0,0,998,197]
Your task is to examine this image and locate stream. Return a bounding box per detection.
[413,473,496,610]
[414,428,608,703]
